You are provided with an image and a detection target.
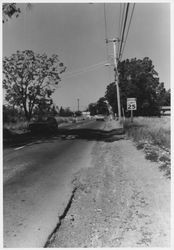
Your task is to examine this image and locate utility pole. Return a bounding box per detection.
[106,38,121,122]
[77,98,79,112]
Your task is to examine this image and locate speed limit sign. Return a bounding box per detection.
[127,98,137,110]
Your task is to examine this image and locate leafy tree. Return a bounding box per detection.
[156,83,170,107]
[59,107,73,117]
[59,106,65,116]
[163,89,170,106]
[3,104,25,123]
[105,82,117,114]
[88,98,109,116]
[2,3,32,23]
[75,111,82,117]
[96,97,109,115]
[3,3,21,23]
[65,107,74,117]
[32,98,53,120]
[88,103,98,116]
[105,57,166,116]
[50,104,59,116]
[3,50,66,121]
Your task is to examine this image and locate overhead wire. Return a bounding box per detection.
[62,3,134,81]
[104,3,109,62]
[120,3,136,60]
[61,60,107,80]
[118,3,122,38]
[104,3,112,83]
[117,3,122,59]
[118,3,126,58]
[119,3,126,39]
[118,3,130,60]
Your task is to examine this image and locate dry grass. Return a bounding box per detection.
[124,116,170,150]
[124,116,171,178]
[3,116,77,134]
[55,116,75,125]
[3,121,29,133]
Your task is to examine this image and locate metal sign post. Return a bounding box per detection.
[127,98,137,123]
[131,109,133,122]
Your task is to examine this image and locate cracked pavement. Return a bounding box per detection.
[46,139,170,247]
[3,120,170,247]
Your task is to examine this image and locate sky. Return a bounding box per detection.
[3,1,171,111]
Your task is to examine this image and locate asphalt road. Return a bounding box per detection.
[3,119,105,248]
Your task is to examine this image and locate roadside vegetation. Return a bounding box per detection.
[124,116,171,178]
[3,116,75,134]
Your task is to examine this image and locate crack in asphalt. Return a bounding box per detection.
[44,187,78,248]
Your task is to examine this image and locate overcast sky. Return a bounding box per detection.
[3,2,170,111]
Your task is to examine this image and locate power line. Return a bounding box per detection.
[118,3,130,60]
[104,3,108,43]
[118,3,122,38]
[119,3,126,39]
[117,3,123,59]
[121,3,136,60]
[118,3,126,57]
[104,3,110,63]
[61,61,107,80]
[104,3,112,83]
[63,60,107,76]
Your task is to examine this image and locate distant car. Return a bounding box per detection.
[29,117,58,133]
[95,115,105,121]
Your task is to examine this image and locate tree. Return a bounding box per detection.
[163,89,170,106]
[3,50,66,121]
[88,98,109,116]
[2,3,32,23]
[105,57,165,116]
[156,83,170,107]
[105,82,117,114]
[96,97,109,115]
[3,3,21,23]
[3,104,23,123]
[75,111,82,117]
[59,107,73,117]
[88,103,98,116]
[32,98,53,120]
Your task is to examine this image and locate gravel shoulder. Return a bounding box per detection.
[47,124,171,247]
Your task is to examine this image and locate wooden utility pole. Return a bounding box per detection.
[106,38,121,121]
[77,98,79,111]
[113,39,121,121]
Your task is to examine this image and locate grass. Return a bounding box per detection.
[3,116,78,134]
[55,116,76,125]
[124,116,171,178]
[124,116,170,150]
[3,121,29,133]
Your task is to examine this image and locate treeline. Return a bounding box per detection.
[59,107,82,117]
[88,57,170,117]
[3,104,58,123]
[3,104,82,124]
[3,50,170,123]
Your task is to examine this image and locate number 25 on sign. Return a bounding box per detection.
[127,98,137,122]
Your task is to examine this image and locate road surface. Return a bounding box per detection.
[3,119,170,248]
[3,119,104,248]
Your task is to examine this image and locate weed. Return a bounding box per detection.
[3,121,28,133]
[145,150,159,162]
[124,117,170,150]
[124,116,171,178]
[159,154,170,163]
